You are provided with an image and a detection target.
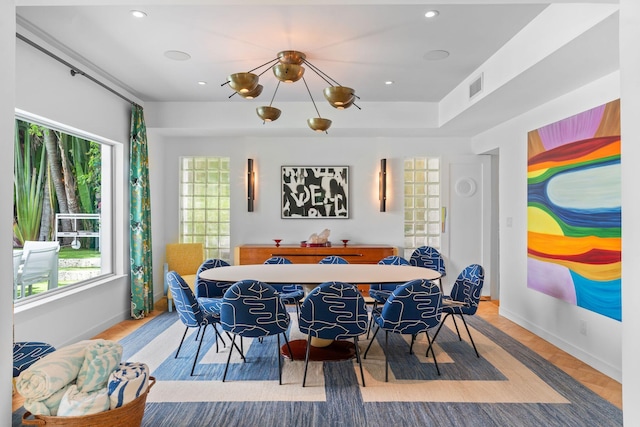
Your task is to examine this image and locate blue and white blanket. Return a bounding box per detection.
[108,362,150,409]
[76,339,123,393]
[23,384,70,416]
[57,384,110,416]
[15,340,91,401]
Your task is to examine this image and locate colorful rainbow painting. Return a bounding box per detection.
[527,99,621,321]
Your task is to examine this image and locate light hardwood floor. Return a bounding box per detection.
[12,299,622,412]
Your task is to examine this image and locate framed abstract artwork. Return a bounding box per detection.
[281,166,349,218]
[527,99,621,321]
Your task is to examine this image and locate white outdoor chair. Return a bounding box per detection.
[13,251,23,300]
[16,246,59,299]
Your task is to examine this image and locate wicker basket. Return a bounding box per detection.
[22,376,155,426]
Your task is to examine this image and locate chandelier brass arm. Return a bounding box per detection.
[222,50,359,133]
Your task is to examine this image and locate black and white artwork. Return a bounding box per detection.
[282,166,349,218]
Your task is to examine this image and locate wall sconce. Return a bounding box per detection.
[247,159,255,212]
[379,158,387,212]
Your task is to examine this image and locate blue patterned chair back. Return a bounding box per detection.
[13,342,56,377]
[264,256,291,265]
[378,279,442,335]
[167,271,206,327]
[195,258,231,298]
[220,280,290,338]
[319,255,348,264]
[372,256,410,291]
[263,256,302,294]
[410,246,446,277]
[449,264,485,315]
[299,281,368,340]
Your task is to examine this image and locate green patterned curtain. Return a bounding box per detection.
[130,105,154,319]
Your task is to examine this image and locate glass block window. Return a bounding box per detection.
[403,157,441,259]
[179,157,231,261]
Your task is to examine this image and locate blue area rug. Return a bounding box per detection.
[13,309,622,426]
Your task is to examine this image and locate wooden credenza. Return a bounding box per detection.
[235,244,397,266]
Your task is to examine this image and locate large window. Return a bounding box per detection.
[179,157,231,261]
[403,157,441,259]
[13,116,113,303]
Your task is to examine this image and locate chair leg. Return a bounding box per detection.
[426,314,449,358]
[426,331,440,375]
[225,332,245,361]
[175,326,189,358]
[277,334,283,385]
[458,315,480,358]
[409,334,416,355]
[302,335,313,387]
[450,314,462,340]
[215,325,227,346]
[283,331,294,361]
[366,302,378,339]
[384,331,389,382]
[363,325,380,359]
[195,326,202,341]
[222,334,236,382]
[191,324,207,376]
[353,336,365,387]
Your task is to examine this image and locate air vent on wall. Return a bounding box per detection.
[469,73,483,99]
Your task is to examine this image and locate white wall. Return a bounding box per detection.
[146,125,493,304]
[1,2,16,425]
[12,31,135,349]
[620,0,640,421]
[473,71,622,381]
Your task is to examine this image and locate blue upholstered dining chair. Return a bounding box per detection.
[194,258,232,344]
[318,255,348,264]
[13,342,56,378]
[298,281,368,387]
[427,264,485,358]
[195,258,232,298]
[409,246,446,287]
[167,271,236,376]
[367,255,411,338]
[369,255,411,307]
[220,280,293,385]
[363,278,442,381]
[263,256,305,320]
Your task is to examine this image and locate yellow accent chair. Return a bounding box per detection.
[164,243,204,312]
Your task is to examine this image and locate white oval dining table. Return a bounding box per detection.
[198,263,441,286]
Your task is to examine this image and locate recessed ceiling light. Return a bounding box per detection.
[164,50,191,61]
[130,10,147,18]
[424,50,450,61]
[425,10,439,19]
[385,81,394,85]
[198,81,207,85]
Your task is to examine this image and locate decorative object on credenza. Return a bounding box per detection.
[281,166,348,218]
[273,239,282,247]
[300,228,331,247]
[342,239,349,247]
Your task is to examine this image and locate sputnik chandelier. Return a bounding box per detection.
[222,50,359,133]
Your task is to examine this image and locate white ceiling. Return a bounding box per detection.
[15,1,620,138]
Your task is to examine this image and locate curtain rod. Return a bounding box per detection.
[16,32,141,109]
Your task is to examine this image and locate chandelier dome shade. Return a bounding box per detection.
[324,86,355,108]
[228,72,259,93]
[307,117,332,132]
[256,106,282,122]
[273,63,304,83]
